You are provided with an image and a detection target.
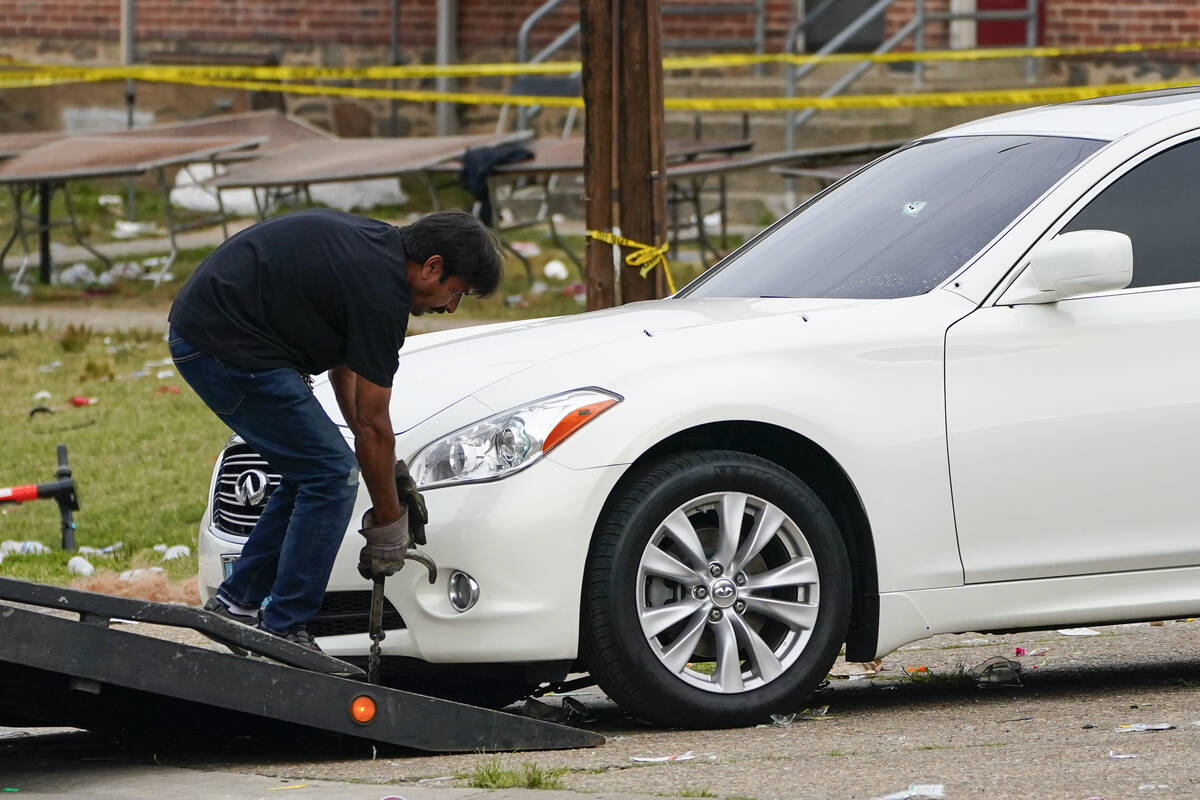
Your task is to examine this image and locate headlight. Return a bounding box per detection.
[409,388,621,489]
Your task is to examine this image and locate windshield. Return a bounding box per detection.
[681,135,1104,300]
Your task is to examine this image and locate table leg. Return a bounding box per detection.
[0,185,25,269]
[38,182,51,284]
[152,168,177,286]
[541,181,582,276]
[61,182,112,272]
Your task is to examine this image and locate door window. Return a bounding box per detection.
[1062,138,1200,289]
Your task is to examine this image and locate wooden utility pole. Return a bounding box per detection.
[614,0,667,302]
[581,0,668,308]
[581,0,616,310]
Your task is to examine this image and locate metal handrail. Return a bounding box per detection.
[782,0,838,60]
[784,0,1039,164]
[503,0,581,131]
[784,0,898,157]
[516,0,571,65]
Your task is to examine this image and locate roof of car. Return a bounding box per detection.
[935,85,1200,142]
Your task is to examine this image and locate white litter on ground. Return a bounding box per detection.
[67,556,95,576]
[162,544,191,561]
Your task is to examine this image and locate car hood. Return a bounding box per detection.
[315,296,879,433]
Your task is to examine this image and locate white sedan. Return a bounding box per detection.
[199,87,1200,727]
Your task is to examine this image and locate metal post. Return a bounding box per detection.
[1026,0,1038,84]
[56,444,75,552]
[121,0,137,220]
[38,182,51,285]
[435,0,458,135]
[914,0,925,88]
[753,0,766,77]
[390,0,401,136]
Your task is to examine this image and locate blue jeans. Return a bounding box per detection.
[169,327,359,634]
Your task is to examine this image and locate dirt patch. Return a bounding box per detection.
[71,570,200,605]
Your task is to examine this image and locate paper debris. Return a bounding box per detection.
[67,556,95,576]
[1057,627,1100,636]
[833,658,884,677]
[878,784,945,800]
[78,541,123,557]
[630,751,694,763]
[1,540,51,555]
[162,544,191,561]
[1117,723,1175,733]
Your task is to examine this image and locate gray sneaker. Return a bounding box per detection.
[203,596,259,625]
[201,597,258,656]
[258,624,324,654]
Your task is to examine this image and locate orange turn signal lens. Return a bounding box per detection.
[350,695,377,725]
[542,399,618,454]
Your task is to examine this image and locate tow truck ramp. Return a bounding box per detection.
[0,576,603,752]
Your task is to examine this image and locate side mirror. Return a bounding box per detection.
[1000,229,1133,305]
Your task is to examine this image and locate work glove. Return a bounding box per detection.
[395,459,428,546]
[357,507,412,580]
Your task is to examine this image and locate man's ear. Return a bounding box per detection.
[421,254,444,280]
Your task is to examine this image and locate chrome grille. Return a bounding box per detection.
[213,443,281,537]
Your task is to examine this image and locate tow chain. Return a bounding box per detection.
[367,576,386,684]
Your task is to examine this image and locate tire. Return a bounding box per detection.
[581,450,851,728]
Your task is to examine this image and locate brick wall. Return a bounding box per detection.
[1045,0,1200,45]
[3,1,1195,66]
[885,0,951,50]
[0,0,797,59]
[883,0,1200,50]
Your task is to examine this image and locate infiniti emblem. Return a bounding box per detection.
[710,578,737,608]
[234,469,270,506]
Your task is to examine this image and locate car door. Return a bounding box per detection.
[945,133,1200,583]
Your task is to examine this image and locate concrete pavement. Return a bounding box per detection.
[5,621,1200,799]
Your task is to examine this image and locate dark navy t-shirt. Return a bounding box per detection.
[169,209,410,388]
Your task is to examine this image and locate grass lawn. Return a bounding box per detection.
[0,324,228,586]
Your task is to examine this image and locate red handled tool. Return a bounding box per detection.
[0,444,80,550]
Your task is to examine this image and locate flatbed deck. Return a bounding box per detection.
[0,577,603,753]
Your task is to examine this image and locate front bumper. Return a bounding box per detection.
[198,457,627,664]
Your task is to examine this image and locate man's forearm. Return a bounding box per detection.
[356,426,402,524]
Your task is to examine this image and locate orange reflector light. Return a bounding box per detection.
[350,695,377,724]
[542,399,618,454]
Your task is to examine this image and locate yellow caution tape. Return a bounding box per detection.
[664,77,1200,111]
[130,73,585,107]
[587,229,676,294]
[9,37,1200,81]
[6,53,1200,112]
[71,72,1200,112]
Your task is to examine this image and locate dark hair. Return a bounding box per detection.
[399,210,503,296]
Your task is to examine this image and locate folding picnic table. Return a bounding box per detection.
[208,131,535,218]
[0,134,263,286]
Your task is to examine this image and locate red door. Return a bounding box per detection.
[977,0,1044,47]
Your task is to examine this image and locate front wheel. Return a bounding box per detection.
[581,451,851,728]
